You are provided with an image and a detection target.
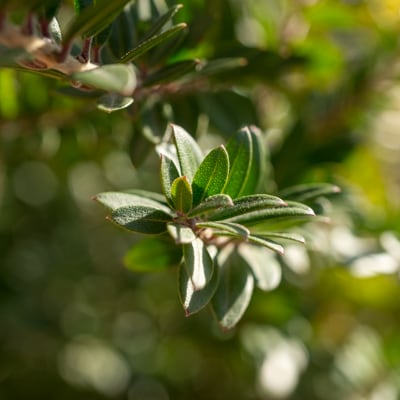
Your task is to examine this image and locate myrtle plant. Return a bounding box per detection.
[95,124,339,330]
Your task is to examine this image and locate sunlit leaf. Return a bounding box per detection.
[253,232,305,244]
[167,222,196,244]
[278,183,341,203]
[178,260,219,316]
[96,93,133,113]
[72,64,136,96]
[160,154,181,207]
[171,176,193,213]
[211,250,254,330]
[110,205,172,234]
[183,238,214,290]
[192,145,229,206]
[187,194,233,217]
[238,245,282,291]
[247,235,284,255]
[124,237,182,272]
[171,124,203,182]
[196,221,249,240]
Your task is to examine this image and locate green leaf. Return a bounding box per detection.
[278,183,341,203]
[63,0,131,43]
[211,250,254,330]
[253,232,305,244]
[192,145,229,206]
[171,176,193,213]
[142,60,199,87]
[124,237,182,272]
[183,238,214,291]
[238,245,281,291]
[140,4,184,42]
[167,223,196,244]
[209,194,286,221]
[196,221,249,240]
[223,126,264,198]
[72,64,136,96]
[247,235,284,255]
[171,124,203,182]
[218,201,315,226]
[178,259,219,316]
[94,191,171,213]
[160,154,181,208]
[110,205,172,234]
[119,23,187,63]
[126,189,168,205]
[96,93,134,113]
[187,194,234,217]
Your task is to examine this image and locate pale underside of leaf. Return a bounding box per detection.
[167,223,196,244]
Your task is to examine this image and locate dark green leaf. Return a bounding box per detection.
[124,237,182,272]
[119,23,187,63]
[96,93,134,113]
[110,205,172,234]
[196,221,249,240]
[178,259,219,316]
[192,145,229,206]
[94,191,171,213]
[238,245,281,291]
[183,238,214,291]
[223,126,264,198]
[247,235,284,255]
[63,0,131,43]
[209,194,286,221]
[160,154,181,207]
[211,250,254,330]
[171,124,203,182]
[278,183,341,203]
[187,194,234,217]
[167,223,196,244]
[171,176,193,213]
[72,64,136,96]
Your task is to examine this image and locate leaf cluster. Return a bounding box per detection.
[95,124,339,330]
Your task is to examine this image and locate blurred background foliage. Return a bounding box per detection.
[1,0,400,399]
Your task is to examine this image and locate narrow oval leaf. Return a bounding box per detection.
[192,145,229,206]
[111,205,172,234]
[188,194,234,217]
[63,0,131,43]
[171,124,203,182]
[94,191,171,214]
[278,183,341,203]
[183,238,214,291]
[238,245,282,291]
[196,221,249,240]
[96,93,134,113]
[211,251,254,331]
[209,194,286,221]
[167,222,196,244]
[160,154,180,208]
[178,260,219,316]
[171,176,193,213]
[72,64,136,96]
[119,23,187,63]
[124,237,182,272]
[247,235,284,255]
[253,232,305,244]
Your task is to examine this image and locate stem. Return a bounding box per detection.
[57,40,72,63]
[77,37,93,63]
[0,11,6,31]
[21,11,36,35]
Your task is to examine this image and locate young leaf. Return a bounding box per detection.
[211,251,254,330]
[247,235,284,255]
[192,145,229,206]
[208,194,286,221]
[110,205,172,234]
[96,93,134,113]
[278,183,341,203]
[223,126,264,198]
[238,245,282,291]
[178,260,219,316]
[171,124,203,182]
[94,191,171,213]
[196,221,250,240]
[171,176,193,213]
[63,0,131,43]
[72,64,136,96]
[160,154,181,208]
[124,237,182,272]
[119,23,187,63]
[167,223,196,244]
[183,238,214,291]
[187,194,234,217]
